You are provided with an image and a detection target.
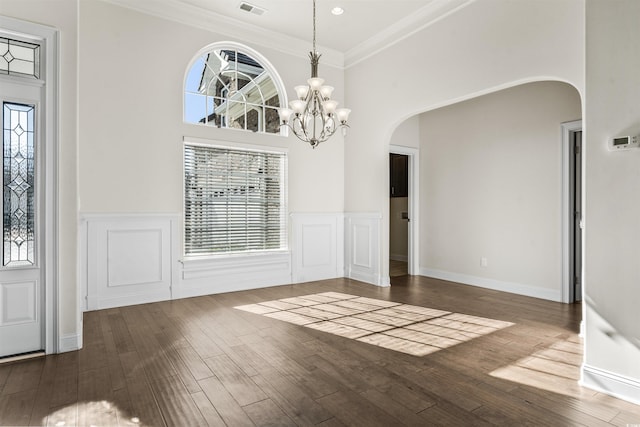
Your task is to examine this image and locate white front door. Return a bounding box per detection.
[0,80,44,358]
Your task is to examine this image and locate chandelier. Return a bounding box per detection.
[278,0,351,148]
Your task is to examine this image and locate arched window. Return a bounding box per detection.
[184,43,286,135]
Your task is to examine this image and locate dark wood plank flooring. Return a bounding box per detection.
[1,276,639,426]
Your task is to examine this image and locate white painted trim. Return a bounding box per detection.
[389,145,420,276]
[81,214,180,311]
[581,365,640,406]
[419,268,562,302]
[180,251,290,278]
[59,333,82,353]
[102,0,476,70]
[103,0,344,68]
[182,42,290,137]
[345,0,475,68]
[290,213,344,283]
[0,16,60,355]
[178,251,291,299]
[349,270,390,288]
[561,120,582,303]
[82,213,180,311]
[183,136,288,155]
[344,212,383,220]
[81,212,184,220]
[345,213,386,287]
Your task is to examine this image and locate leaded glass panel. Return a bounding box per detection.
[2,102,35,267]
[0,37,40,79]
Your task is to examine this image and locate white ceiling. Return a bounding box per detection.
[107,0,473,67]
[174,0,434,53]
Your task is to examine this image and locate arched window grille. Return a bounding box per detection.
[184,44,286,135]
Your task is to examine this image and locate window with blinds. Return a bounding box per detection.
[184,144,287,256]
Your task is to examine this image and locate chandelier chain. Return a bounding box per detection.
[312,0,317,53]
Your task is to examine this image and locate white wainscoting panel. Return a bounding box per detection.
[345,213,386,286]
[107,229,164,287]
[83,214,179,310]
[178,252,291,299]
[291,213,344,283]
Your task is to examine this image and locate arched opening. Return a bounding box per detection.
[388,81,582,309]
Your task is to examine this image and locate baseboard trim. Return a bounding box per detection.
[390,254,408,262]
[419,268,562,302]
[348,270,390,288]
[59,333,82,353]
[581,364,640,406]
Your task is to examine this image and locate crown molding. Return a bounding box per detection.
[344,0,475,69]
[100,0,474,71]
[101,0,345,69]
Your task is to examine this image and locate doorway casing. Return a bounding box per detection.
[0,16,60,355]
[561,120,583,304]
[389,145,419,276]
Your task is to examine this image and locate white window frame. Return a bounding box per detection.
[183,42,288,136]
[182,137,288,260]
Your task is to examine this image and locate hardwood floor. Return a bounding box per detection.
[1,276,639,426]
[389,259,407,277]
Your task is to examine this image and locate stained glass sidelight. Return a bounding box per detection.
[0,37,40,78]
[2,102,35,267]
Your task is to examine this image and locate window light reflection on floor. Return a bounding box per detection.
[234,292,514,357]
[45,400,141,426]
[489,336,583,397]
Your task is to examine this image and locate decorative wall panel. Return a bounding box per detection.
[0,280,36,325]
[84,215,177,310]
[291,213,343,283]
[345,213,385,286]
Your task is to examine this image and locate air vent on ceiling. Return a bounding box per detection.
[239,2,266,16]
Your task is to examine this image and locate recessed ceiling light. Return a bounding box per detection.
[331,6,344,16]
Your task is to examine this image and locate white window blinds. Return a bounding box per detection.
[184,144,287,256]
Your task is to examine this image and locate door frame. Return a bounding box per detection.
[561,120,582,304]
[0,16,60,354]
[389,145,419,275]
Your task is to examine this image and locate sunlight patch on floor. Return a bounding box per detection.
[489,336,584,396]
[45,400,142,426]
[235,292,514,357]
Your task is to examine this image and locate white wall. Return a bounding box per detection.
[389,116,420,149]
[78,0,345,216]
[344,0,585,281]
[0,0,79,348]
[419,81,581,301]
[75,1,347,303]
[582,0,640,403]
